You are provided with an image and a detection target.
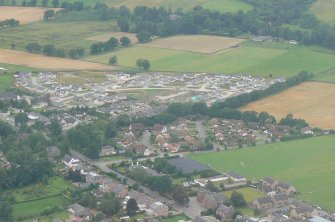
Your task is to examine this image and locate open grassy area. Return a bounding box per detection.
[224,188,266,203]
[163,215,190,222]
[310,0,335,25]
[13,195,69,220]
[87,40,335,78]
[242,82,335,129]
[202,0,253,12]
[0,73,13,91]
[188,135,335,211]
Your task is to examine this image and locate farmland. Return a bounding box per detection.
[141,35,245,54]
[0,73,13,91]
[0,6,59,24]
[0,49,113,70]
[310,0,335,24]
[86,32,138,44]
[241,82,335,129]
[202,0,253,12]
[188,135,335,211]
[87,40,335,78]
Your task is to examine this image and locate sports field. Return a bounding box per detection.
[0,49,113,70]
[87,40,335,78]
[86,32,138,44]
[142,35,245,54]
[310,0,335,24]
[241,82,335,129]
[188,135,335,211]
[0,6,59,24]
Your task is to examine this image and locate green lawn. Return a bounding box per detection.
[188,135,335,211]
[0,20,118,53]
[310,0,335,25]
[202,0,253,12]
[13,196,69,220]
[0,73,13,91]
[87,41,335,78]
[224,188,266,203]
[163,215,190,222]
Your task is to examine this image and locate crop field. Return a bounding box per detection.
[241,82,335,129]
[0,6,59,24]
[87,40,335,78]
[0,20,118,52]
[87,32,138,44]
[142,35,245,54]
[0,49,113,70]
[310,0,335,24]
[188,135,335,211]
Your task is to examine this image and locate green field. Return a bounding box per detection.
[188,135,335,211]
[0,73,13,91]
[224,188,265,203]
[163,215,190,222]
[87,40,335,78]
[0,20,118,52]
[202,0,253,12]
[310,0,335,24]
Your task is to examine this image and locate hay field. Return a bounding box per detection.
[0,6,58,24]
[242,82,335,129]
[310,0,335,24]
[87,32,138,44]
[142,35,245,54]
[0,50,113,71]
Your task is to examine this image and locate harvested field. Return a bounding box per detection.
[0,6,59,24]
[0,49,113,71]
[242,82,335,129]
[141,35,245,54]
[86,32,138,44]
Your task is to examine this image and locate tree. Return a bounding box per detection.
[0,201,12,222]
[172,185,189,205]
[26,42,41,53]
[109,55,118,65]
[100,195,121,216]
[43,44,56,56]
[117,17,129,32]
[41,0,49,7]
[30,0,37,6]
[90,43,104,54]
[231,191,246,208]
[43,10,55,21]
[136,30,152,43]
[120,36,131,47]
[52,0,59,7]
[126,198,139,216]
[136,59,150,70]
[14,113,29,126]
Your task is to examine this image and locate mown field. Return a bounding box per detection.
[242,82,335,129]
[188,135,335,211]
[310,0,335,25]
[87,40,335,78]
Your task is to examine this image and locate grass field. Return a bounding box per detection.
[310,0,335,24]
[142,35,245,54]
[224,188,266,203]
[163,215,190,222]
[202,0,253,12]
[86,32,138,44]
[0,73,13,91]
[0,20,118,52]
[188,135,335,211]
[0,6,59,24]
[241,82,335,129]
[87,40,335,78]
[0,49,113,70]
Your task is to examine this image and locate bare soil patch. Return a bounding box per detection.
[0,6,59,24]
[141,35,245,54]
[86,32,138,44]
[0,49,113,70]
[242,82,335,129]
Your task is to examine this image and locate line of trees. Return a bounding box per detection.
[0,19,19,28]
[90,36,131,55]
[25,42,85,58]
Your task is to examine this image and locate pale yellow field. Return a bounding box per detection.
[86,32,138,44]
[0,49,113,70]
[242,82,335,129]
[310,0,335,24]
[0,6,59,24]
[141,35,245,54]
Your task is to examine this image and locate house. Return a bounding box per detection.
[216,205,234,221]
[86,172,103,184]
[146,202,169,217]
[290,200,318,219]
[100,145,116,156]
[227,172,247,182]
[276,181,296,195]
[68,203,91,220]
[62,154,79,168]
[309,216,332,222]
[271,193,290,207]
[252,196,274,210]
[197,189,228,209]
